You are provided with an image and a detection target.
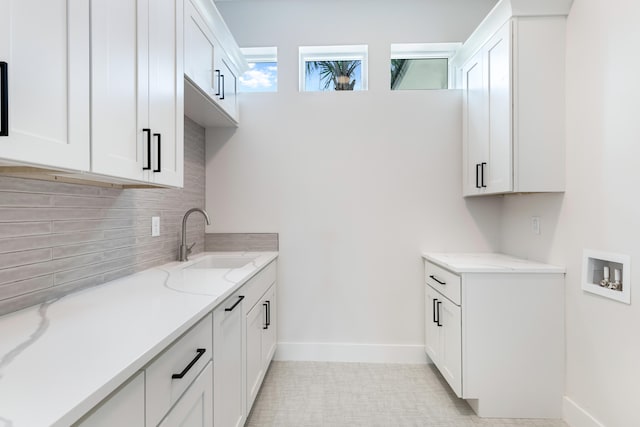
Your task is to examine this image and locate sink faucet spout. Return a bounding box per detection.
[179,208,211,261]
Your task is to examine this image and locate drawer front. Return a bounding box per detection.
[242,260,277,313]
[146,313,213,427]
[425,260,461,305]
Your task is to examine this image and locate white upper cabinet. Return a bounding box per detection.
[455,0,571,196]
[184,0,247,127]
[91,0,183,188]
[0,0,90,171]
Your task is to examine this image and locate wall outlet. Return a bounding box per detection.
[531,216,541,235]
[152,216,160,237]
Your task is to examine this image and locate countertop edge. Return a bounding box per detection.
[422,252,566,274]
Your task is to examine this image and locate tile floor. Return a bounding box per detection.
[246,361,568,427]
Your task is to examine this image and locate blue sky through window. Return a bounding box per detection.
[239,62,278,93]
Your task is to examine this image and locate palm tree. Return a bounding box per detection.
[390,59,407,90]
[306,60,359,91]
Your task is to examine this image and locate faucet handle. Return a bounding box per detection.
[187,242,196,254]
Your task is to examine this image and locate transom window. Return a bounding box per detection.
[299,45,368,92]
[390,43,461,90]
[239,47,278,93]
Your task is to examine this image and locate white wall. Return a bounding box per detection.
[206,0,499,362]
[501,0,640,426]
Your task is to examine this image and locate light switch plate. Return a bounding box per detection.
[151,216,160,237]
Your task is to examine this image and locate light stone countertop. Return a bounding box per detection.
[422,252,565,274]
[0,251,278,427]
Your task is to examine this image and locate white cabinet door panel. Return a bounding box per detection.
[158,362,213,427]
[148,0,183,187]
[462,52,486,196]
[424,286,441,364]
[246,301,265,411]
[486,23,512,194]
[438,296,462,398]
[91,0,147,181]
[214,293,245,427]
[0,0,89,170]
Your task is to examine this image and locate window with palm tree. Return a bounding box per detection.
[305,60,361,91]
[300,45,368,92]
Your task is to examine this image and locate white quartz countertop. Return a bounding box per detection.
[422,252,565,274]
[0,251,278,427]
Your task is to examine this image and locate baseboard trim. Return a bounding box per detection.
[274,342,429,364]
[563,396,605,427]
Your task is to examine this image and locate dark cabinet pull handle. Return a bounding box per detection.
[220,74,225,100]
[153,133,161,172]
[475,163,480,189]
[142,129,151,170]
[215,69,221,96]
[224,295,244,312]
[481,162,487,188]
[172,348,206,379]
[429,275,446,285]
[0,62,7,137]
[266,300,271,327]
[432,298,438,324]
[263,303,269,330]
[436,301,442,327]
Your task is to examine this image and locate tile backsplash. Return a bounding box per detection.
[0,117,206,316]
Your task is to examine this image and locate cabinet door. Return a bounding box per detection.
[185,0,216,98]
[215,53,239,121]
[485,22,513,194]
[77,372,144,427]
[214,294,245,427]
[262,285,277,364]
[438,296,462,398]
[158,362,213,427]
[246,300,266,411]
[91,0,148,182]
[424,286,441,364]
[462,50,487,196]
[0,0,89,170]
[148,0,183,187]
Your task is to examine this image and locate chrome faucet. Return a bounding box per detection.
[179,208,211,261]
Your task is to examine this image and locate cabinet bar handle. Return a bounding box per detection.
[153,133,161,172]
[481,162,487,188]
[224,295,244,312]
[436,301,442,327]
[220,74,225,100]
[0,62,7,137]
[171,348,206,379]
[263,302,269,329]
[215,70,221,96]
[266,300,271,327]
[475,163,480,189]
[432,298,438,324]
[429,275,446,285]
[142,129,151,170]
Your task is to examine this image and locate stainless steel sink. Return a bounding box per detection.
[186,255,257,269]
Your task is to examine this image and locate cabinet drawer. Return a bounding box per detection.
[146,313,213,427]
[242,260,277,313]
[425,261,461,305]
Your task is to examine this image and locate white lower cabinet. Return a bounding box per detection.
[423,255,564,418]
[75,259,278,426]
[246,283,277,410]
[425,286,461,397]
[213,291,245,427]
[77,372,145,427]
[159,362,213,427]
